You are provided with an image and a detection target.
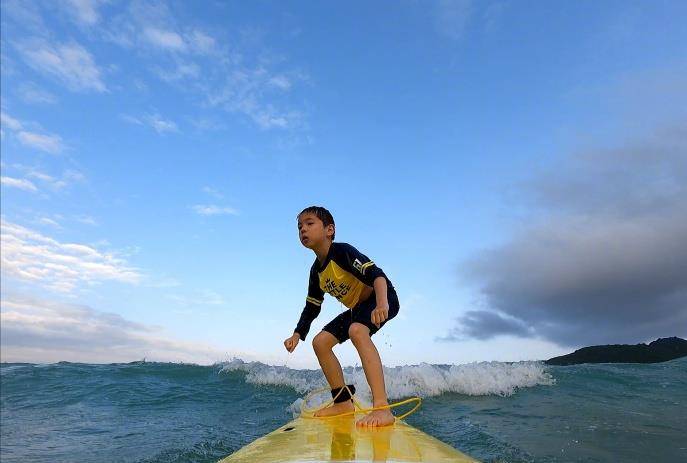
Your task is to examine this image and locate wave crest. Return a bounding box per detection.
[218,359,554,399]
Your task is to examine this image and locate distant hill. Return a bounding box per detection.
[545,337,687,365]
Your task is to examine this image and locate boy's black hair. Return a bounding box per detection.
[298,206,335,240]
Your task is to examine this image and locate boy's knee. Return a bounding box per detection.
[312,332,334,353]
[348,323,370,344]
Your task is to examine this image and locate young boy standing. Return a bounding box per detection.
[284,206,400,427]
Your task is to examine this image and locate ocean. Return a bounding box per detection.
[1,357,685,462]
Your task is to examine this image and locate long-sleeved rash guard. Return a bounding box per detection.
[294,242,391,340]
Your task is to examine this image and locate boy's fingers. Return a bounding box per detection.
[371,308,388,326]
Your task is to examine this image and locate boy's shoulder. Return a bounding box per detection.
[330,242,365,258]
[309,242,358,271]
[332,241,351,250]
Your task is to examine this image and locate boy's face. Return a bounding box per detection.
[297,212,333,248]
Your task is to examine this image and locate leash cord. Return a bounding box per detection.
[300,384,421,421]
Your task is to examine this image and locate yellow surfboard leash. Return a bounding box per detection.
[300,384,422,421]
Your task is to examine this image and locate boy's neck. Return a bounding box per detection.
[313,240,332,264]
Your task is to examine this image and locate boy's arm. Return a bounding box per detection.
[294,302,320,340]
[339,243,387,287]
[293,266,324,340]
[373,276,389,308]
[371,276,390,327]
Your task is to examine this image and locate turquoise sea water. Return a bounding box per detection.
[1,358,685,462]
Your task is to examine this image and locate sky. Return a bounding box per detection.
[1,0,686,368]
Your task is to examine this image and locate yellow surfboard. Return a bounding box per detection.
[217,415,479,462]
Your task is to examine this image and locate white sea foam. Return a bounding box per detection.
[218,359,555,403]
[218,358,320,393]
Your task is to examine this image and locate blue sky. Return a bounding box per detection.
[2,0,686,368]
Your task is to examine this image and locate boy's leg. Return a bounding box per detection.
[312,330,345,387]
[312,331,355,417]
[348,323,395,427]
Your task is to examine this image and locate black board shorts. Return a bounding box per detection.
[322,287,400,344]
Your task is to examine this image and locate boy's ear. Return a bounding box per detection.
[326,224,335,238]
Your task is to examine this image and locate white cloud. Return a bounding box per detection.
[1,219,142,293]
[0,165,85,201]
[1,112,23,130]
[190,118,225,132]
[65,0,101,26]
[1,176,38,192]
[166,290,225,307]
[268,75,292,91]
[74,215,98,226]
[0,294,242,364]
[144,27,186,51]
[63,169,85,182]
[102,2,215,55]
[192,205,239,216]
[207,68,307,130]
[202,186,224,199]
[17,130,64,153]
[147,114,177,133]
[20,167,83,190]
[17,40,106,92]
[1,0,46,34]
[120,114,143,125]
[95,1,307,132]
[434,0,473,40]
[1,113,66,153]
[188,30,216,54]
[252,110,290,130]
[122,113,178,134]
[37,217,62,229]
[18,83,57,104]
[483,1,508,33]
[157,61,200,82]
[145,275,180,289]
[1,112,65,153]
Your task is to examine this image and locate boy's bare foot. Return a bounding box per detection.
[313,400,355,417]
[356,408,395,427]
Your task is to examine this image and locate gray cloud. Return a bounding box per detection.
[450,127,687,347]
[0,293,235,364]
[438,310,532,341]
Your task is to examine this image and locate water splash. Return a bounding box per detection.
[218,358,555,399]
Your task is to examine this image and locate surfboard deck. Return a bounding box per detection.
[218,415,478,462]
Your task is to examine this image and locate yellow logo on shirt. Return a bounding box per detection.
[319,260,367,309]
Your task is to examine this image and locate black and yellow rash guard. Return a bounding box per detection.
[294,242,392,340]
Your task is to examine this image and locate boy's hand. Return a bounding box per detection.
[371,304,389,328]
[284,333,300,352]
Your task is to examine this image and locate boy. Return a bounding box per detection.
[283,206,400,427]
